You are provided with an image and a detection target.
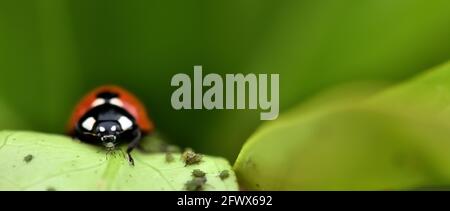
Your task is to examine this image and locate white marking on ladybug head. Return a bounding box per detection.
[109,98,124,107]
[91,98,106,107]
[111,125,117,132]
[99,126,106,132]
[118,116,133,131]
[82,117,96,131]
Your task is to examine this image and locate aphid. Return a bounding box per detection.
[192,169,206,177]
[185,177,207,191]
[24,154,33,163]
[181,149,202,166]
[67,85,154,166]
[165,152,174,163]
[219,170,229,180]
[46,187,56,191]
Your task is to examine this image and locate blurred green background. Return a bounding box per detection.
[0,0,449,162]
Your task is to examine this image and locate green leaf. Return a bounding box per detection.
[234,61,450,190]
[367,61,450,116]
[0,131,238,191]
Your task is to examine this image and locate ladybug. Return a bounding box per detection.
[67,85,154,165]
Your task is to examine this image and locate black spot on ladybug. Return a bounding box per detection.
[96,91,119,99]
[24,154,33,163]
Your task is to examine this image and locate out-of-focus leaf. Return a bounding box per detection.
[0,100,27,130]
[368,62,450,116]
[234,61,450,190]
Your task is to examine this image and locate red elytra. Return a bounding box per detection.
[66,85,154,136]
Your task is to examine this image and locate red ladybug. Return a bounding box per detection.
[67,85,154,165]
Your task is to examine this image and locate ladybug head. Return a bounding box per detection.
[75,103,138,150]
[94,121,123,150]
[78,114,130,150]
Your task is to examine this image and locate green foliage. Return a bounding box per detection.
[1,0,450,190]
[0,99,27,130]
[0,131,238,190]
[235,62,450,190]
[1,1,450,160]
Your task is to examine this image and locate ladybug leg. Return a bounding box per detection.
[126,130,141,166]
